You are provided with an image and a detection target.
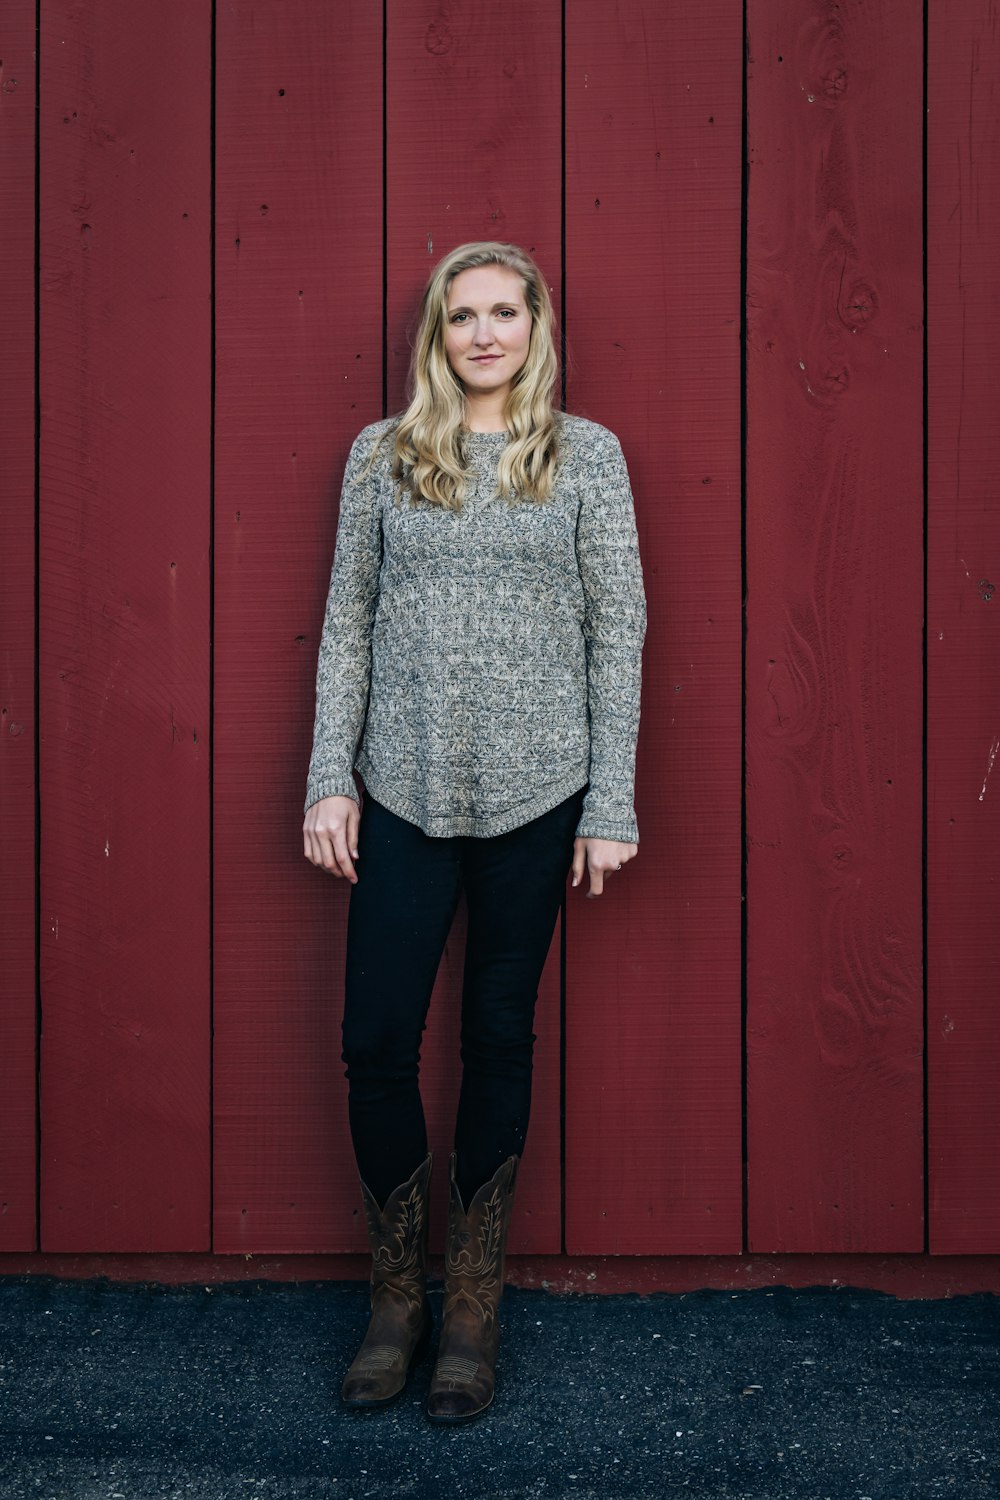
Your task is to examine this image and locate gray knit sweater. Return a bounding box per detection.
[304,411,646,841]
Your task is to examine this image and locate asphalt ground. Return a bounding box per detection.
[0,1274,997,1500]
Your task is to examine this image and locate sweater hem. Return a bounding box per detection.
[355,756,590,839]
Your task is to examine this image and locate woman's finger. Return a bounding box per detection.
[331,825,358,883]
[320,828,344,874]
[305,826,328,872]
[347,801,361,861]
[571,838,586,888]
[586,860,606,899]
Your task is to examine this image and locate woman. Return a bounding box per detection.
[302,241,646,1423]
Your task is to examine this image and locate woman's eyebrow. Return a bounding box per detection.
[447,301,522,314]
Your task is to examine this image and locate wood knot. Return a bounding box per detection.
[426,19,452,55]
[839,280,879,330]
[820,365,851,396]
[820,66,848,100]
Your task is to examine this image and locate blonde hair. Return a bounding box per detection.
[383,241,561,510]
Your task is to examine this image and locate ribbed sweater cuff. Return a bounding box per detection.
[303,774,361,816]
[574,814,639,844]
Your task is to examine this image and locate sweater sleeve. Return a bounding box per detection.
[573,429,647,843]
[303,425,386,815]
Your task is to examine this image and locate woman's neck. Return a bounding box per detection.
[462,392,509,433]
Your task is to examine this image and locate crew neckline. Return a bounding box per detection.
[461,427,510,440]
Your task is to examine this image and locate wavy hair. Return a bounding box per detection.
[380,241,561,510]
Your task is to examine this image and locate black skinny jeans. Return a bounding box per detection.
[341,786,585,1210]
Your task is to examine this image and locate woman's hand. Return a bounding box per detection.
[303,795,361,882]
[571,836,638,899]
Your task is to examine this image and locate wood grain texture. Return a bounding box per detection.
[745,0,924,1251]
[212,2,384,1252]
[37,0,212,1249]
[0,4,38,1249]
[926,0,1000,1253]
[386,0,563,412]
[9,0,998,1269]
[564,1,744,1253]
[385,0,564,1252]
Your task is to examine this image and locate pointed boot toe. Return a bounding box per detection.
[341,1309,432,1408]
[424,1352,495,1423]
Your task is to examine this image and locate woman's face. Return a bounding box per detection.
[443,266,532,401]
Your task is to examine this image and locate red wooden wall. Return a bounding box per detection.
[1,0,998,1265]
[36,1,212,1251]
[564,4,743,1253]
[744,3,925,1250]
[1,0,38,1249]
[926,0,1000,1254]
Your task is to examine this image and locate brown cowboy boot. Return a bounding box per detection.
[424,1151,519,1424]
[340,1151,433,1408]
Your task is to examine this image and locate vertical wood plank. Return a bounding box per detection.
[385,0,564,1250]
[564,0,744,1253]
[0,4,38,1250]
[927,0,1000,1253]
[744,0,924,1251]
[38,0,212,1249]
[213,1,384,1251]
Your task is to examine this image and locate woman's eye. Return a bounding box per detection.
[450,313,468,323]
[497,309,516,319]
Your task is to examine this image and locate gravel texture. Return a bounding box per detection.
[0,1275,997,1499]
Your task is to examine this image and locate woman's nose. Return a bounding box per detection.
[473,319,495,346]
